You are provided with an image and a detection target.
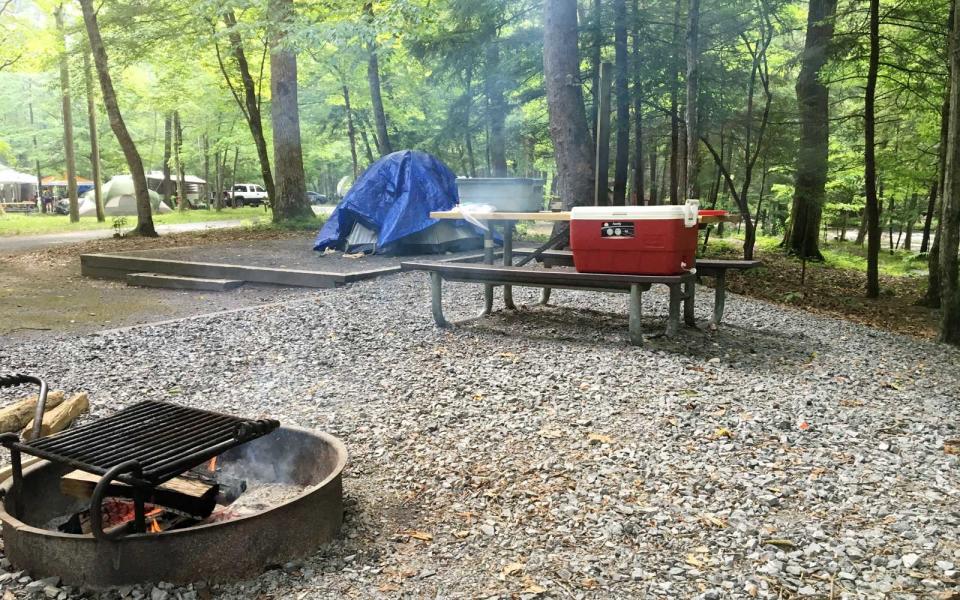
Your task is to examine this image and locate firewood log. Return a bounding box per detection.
[0,390,66,434]
[21,392,89,441]
[61,470,218,518]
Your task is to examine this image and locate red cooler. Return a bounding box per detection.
[569,201,700,275]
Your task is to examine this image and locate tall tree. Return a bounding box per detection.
[485,25,508,177]
[669,0,682,205]
[631,0,644,205]
[613,0,629,204]
[173,110,185,212]
[270,0,312,222]
[589,0,602,142]
[216,10,276,202]
[162,113,172,204]
[364,2,393,156]
[78,0,156,236]
[544,0,595,217]
[941,0,960,345]
[864,0,881,298]
[684,0,700,199]
[55,4,79,223]
[82,49,104,222]
[787,0,838,259]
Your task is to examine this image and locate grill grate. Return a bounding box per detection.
[17,400,278,487]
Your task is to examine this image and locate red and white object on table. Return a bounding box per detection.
[570,200,700,275]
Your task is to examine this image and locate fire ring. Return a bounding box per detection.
[0,426,347,588]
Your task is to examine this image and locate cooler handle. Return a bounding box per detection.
[683,199,700,227]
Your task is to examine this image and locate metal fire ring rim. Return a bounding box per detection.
[0,426,348,540]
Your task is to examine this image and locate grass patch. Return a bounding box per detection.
[0,207,270,237]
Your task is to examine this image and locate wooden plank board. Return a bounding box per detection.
[401,261,694,288]
[61,469,217,517]
[430,209,739,224]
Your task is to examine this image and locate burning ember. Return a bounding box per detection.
[50,452,306,535]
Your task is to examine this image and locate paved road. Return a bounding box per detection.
[0,220,246,253]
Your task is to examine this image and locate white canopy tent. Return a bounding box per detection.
[0,164,38,203]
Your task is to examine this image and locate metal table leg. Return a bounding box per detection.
[711,272,726,328]
[502,222,516,310]
[666,284,681,337]
[628,284,643,345]
[540,287,552,306]
[683,279,696,326]
[482,227,494,315]
[430,272,450,327]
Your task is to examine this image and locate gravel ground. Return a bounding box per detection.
[1,273,959,600]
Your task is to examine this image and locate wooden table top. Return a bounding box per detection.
[430,209,740,224]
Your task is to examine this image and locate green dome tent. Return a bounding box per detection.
[79,176,172,217]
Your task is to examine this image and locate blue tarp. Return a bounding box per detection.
[315,150,462,253]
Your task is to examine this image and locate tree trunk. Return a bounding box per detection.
[222,10,275,202]
[270,0,312,222]
[927,86,951,306]
[864,0,880,297]
[589,0,602,143]
[613,0,629,204]
[358,118,376,164]
[214,149,223,211]
[940,0,960,344]
[904,193,916,250]
[888,196,896,254]
[82,49,104,222]
[173,111,186,212]
[648,147,658,206]
[544,0,595,217]
[465,61,478,177]
[162,113,172,203]
[788,0,838,259]
[342,85,359,179]
[29,98,42,211]
[78,0,156,236]
[631,0,644,205]
[364,2,392,156]
[685,0,700,199]
[920,178,938,253]
[669,0,682,205]
[55,5,79,223]
[203,134,210,208]
[484,30,508,177]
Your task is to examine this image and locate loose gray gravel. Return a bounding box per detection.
[1,272,959,600]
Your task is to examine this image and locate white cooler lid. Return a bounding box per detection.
[571,200,699,225]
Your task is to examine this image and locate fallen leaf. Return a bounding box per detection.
[580,578,599,589]
[685,554,705,568]
[502,562,524,576]
[404,530,433,541]
[700,514,728,528]
[798,420,810,431]
[523,584,547,595]
[452,530,470,539]
[588,433,613,445]
[945,440,960,455]
[378,583,400,593]
[712,427,735,439]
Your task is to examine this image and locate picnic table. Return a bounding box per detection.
[401,209,758,344]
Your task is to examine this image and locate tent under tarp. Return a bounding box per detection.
[79,176,171,216]
[315,150,483,254]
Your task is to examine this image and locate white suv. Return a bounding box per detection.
[230,184,269,207]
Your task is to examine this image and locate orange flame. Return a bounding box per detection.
[145,507,164,534]
[206,456,218,472]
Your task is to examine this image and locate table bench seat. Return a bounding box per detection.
[510,249,760,326]
[400,261,695,345]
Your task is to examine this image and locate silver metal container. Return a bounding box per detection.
[455,178,545,212]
